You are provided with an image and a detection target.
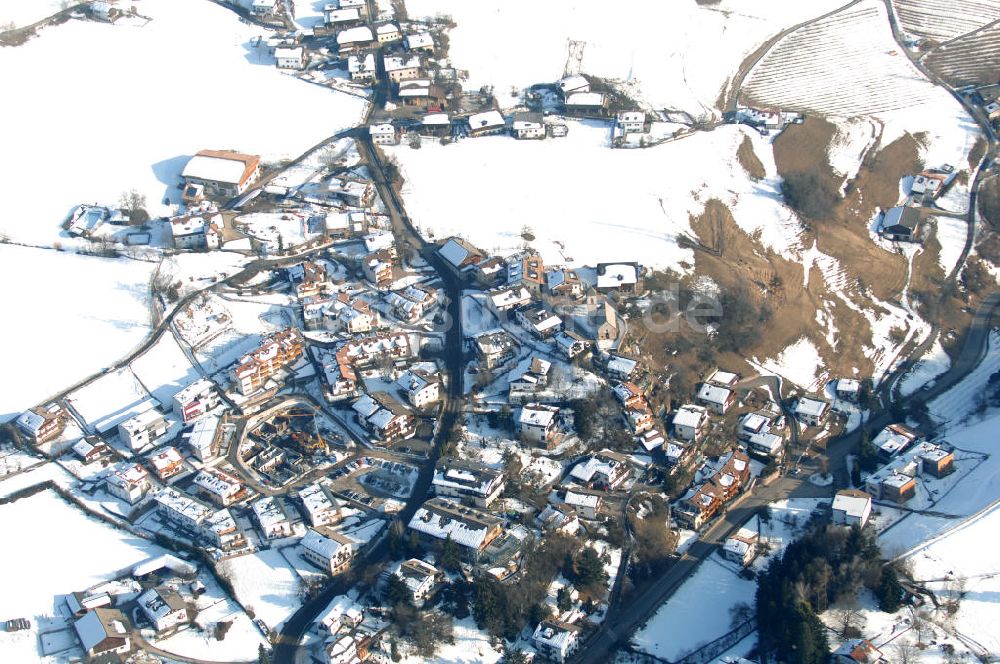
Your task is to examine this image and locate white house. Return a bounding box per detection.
[275,46,305,70]
[795,397,830,426]
[251,0,278,15]
[533,619,582,663]
[467,110,506,137]
[569,449,631,489]
[404,32,434,51]
[696,383,735,415]
[173,378,219,424]
[376,22,401,43]
[396,369,440,409]
[564,491,602,519]
[518,404,560,446]
[137,587,189,633]
[301,528,355,575]
[835,378,861,403]
[673,404,708,442]
[193,468,244,507]
[723,529,759,566]
[618,111,645,133]
[389,558,441,605]
[118,409,168,451]
[252,496,295,539]
[348,52,377,82]
[513,111,545,139]
[369,122,398,145]
[299,482,346,526]
[384,54,422,82]
[433,458,505,507]
[832,489,872,528]
[105,464,151,504]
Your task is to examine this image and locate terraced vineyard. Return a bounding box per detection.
[925,24,1000,86]
[742,0,942,117]
[890,0,1000,43]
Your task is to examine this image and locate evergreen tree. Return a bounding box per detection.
[858,429,879,472]
[574,547,607,592]
[440,534,461,572]
[386,572,412,606]
[500,646,529,664]
[877,566,904,612]
[556,586,573,613]
[258,644,271,664]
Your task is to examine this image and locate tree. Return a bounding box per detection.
[258,644,271,664]
[858,429,879,472]
[440,534,461,573]
[499,646,530,664]
[876,566,904,612]
[729,601,754,629]
[780,171,840,221]
[894,642,917,664]
[118,189,149,224]
[831,603,865,638]
[386,573,411,606]
[556,586,573,613]
[574,547,607,593]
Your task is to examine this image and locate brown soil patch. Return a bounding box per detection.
[736,135,766,181]
[773,117,839,189]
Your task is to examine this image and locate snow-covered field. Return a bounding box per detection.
[0,0,368,246]
[0,490,165,662]
[0,0,61,29]
[890,0,1000,42]
[932,215,969,276]
[398,616,501,664]
[928,330,1000,425]
[129,332,202,405]
[405,0,848,115]
[751,337,826,391]
[218,549,304,631]
[391,122,804,270]
[0,244,154,421]
[897,339,951,397]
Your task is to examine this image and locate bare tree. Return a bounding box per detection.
[894,642,918,664]
[831,602,866,638]
[119,189,149,224]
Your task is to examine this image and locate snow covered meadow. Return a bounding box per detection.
[0,0,368,246]
[0,245,154,421]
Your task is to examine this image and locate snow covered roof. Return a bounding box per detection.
[836,378,860,394]
[173,378,215,406]
[565,92,605,107]
[882,473,915,489]
[569,450,629,484]
[708,369,738,386]
[873,423,919,455]
[740,412,769,434]
[74,608,128,653]
[638,429,665,451]
[533,620,581,649]
[138,587,186,624]
[597,263,638,288]
[606,355,638,376]
[275,46,303,59]
[407,497,502,550]
[337,26,373,43]
[349,52,376,73]
[376,22,400,34]
[748,432,783,452]
[405,32,434,49]
[317,595,363,631]
[150,447,182,473]
[564,490,600,509]
[490,285,532,309]
[795,397,829,418]
[193,468,242,499]
[697,383,732,405]
[832,489,871,518]
[422,112,450,125]
[558,75,589,94]
[439,237,471,266]
[253,496,290,528]
[512,111,544,130]
[302,528,354,560]
[352,393,380,418]
[618,111,645,123]
[384,54,421,72]
[132,554,196,578]
[520,404,558,427]
[468,110,505,130]
[433,459,502,495]
[182,150,259,186]
[673,404,707,429]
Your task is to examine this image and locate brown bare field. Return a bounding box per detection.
[736,134,766,181]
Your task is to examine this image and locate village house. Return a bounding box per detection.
[569,449,632,490]
[554,330,589,359]
[289,261,330,300]
[336,26,375,52]
[352,392,416,442]
[348,52,376,82]
[420,112,451,136]
[398,79,443,108]
[475,256,506,287]
[832,638,884,664]
[564,91,608,116]
[65,590,112,618]
[192,468,245,507]
[105,464,151,504]
[301,527,355,574]
[545,267,583,298]
[275,46,305,69]
[723,528,759,566]
[558,74,590,96]
[404,31,434,52]
[433,458,505,507]
[488,284,534,314]
[298,481,347,527]
[361,249,394,289]
[618,111,646,133]
[835,378,861,403]
[233,327,305,396]
[376,22,401,43]
[564,490,602,520]
[536,504,580,535]
[473,329,518,370]
[72,438,110,464]
[324,6,361,28]
[918,445,954,477]
[673,404,709,442]
[518,403,561,447]
[406,497,504,563]
[506,251,545,293]
[509,357,552,396]
[748,431,784,461]
[384,54,422,83]
[637,428,666,453]
[74,608,131,659]
[664,440,693,467]
[251,0,279,15]
[696,382,736,415]
[137,587,189,633]
[438,236,486,274]
[832,489,872,528]
[369,122,397,145]
[396,368,440,409]
[170,213,221,250]
[880,205,923,242]
[149,447,184,481]
[737,410,779,442]
[677,451,751,529]
[910,170,952,202]
[513,111,545,139]
[314,595,363,637]
[253,496,295,539]
[172,379,219,424]
[605,354,639,380]
[185,413,224,461]
[873,423,921,461]
[533,619,583,664]
[596,262,641,293]
[467,110,506,137]
[181,150,260,199]
[870,472,917,504]
[388,559,441,606]
[15,403,67,444]
[328,176,375,207]
[118,409,168,451]
[794,396,830,426]
[515,303,563,339]
[625,401,655,434]
[206,508,249,553]
[155,488,214,533]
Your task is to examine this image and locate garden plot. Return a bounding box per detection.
[390,122,807,271]
[0,245,154,422]
[890,0,1000,43]
[405,0,848,115]
[0,0,367,246]
[218,549,304,631]
[0,490,166,662]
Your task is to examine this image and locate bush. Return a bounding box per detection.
[781,171,840,221]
